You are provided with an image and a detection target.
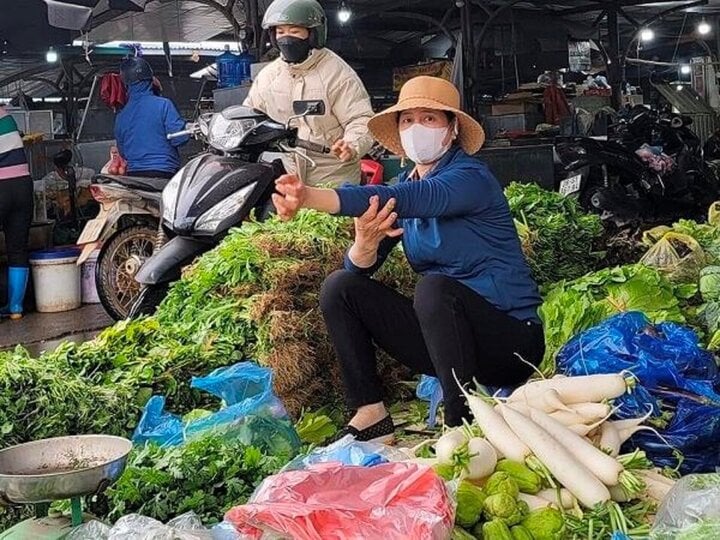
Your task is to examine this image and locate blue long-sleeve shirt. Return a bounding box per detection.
[115,81,189,174]
[336,147,542,323]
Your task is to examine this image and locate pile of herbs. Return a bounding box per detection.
[0,211,414,451]
[539,264,697,372]
[106,434,290,524]
[505,182,604,285]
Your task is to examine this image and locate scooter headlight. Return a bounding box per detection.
[208,115,258,152]
[195,182,257,233]
[162,171,182,222]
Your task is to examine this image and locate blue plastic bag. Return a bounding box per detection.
[416,375,443,428]
[557,312,720,473]
[133,361,301,455]
[281,435,408,472]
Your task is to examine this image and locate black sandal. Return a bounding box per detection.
[329,415,395,445]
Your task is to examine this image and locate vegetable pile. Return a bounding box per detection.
[408,372,677,539]
[505,182,604,285]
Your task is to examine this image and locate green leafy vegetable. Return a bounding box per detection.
[107,434,290,524]
[294,410,338,445]
[505,182,604,285]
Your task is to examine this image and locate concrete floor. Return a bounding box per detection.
[0,304,113,355]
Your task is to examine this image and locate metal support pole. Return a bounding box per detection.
[460,0,474,112]
[606,9,623,109]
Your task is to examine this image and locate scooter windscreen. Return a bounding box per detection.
[163,153,276,237]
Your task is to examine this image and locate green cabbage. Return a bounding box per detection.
[481,519,514,540]
[700,266,720,302]
[483,493,525,525]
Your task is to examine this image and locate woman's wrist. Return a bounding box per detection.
[348,242,378,269]
[304,187,341,214]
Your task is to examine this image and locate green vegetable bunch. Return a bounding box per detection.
[505,182,604,285]
[107,435,289,524]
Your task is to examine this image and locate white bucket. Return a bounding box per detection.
[81,249,101,304]
[29,248,82,313]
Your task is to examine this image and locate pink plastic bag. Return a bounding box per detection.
[225,462,454,540]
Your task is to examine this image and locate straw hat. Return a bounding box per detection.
[368,76,486,157]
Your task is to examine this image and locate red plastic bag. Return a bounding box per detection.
[101,146,127,175]
[100,73,127,110]
[225,462,454,540]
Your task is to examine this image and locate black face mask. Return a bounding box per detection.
[277,36,312,64]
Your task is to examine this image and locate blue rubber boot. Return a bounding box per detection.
[1,267,29,320]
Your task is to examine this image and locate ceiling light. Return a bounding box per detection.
[698,20,712,35]
[338,1,352,24]
[46,47,58,63]
[676,84,684,92]
[640,28,655,42]
[681,64,692,74]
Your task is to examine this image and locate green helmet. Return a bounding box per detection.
[262,0,327,48]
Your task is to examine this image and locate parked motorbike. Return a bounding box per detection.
[76,174,168,320]
[555,107,720,226]
[128,100,329,317]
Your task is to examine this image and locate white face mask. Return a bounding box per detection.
[400,123,453,165]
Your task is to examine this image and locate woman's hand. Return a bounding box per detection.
[272,174,307,221]
[331,140,357,162]
[353,195,404,252]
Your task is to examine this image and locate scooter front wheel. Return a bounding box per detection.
[128,283,169,319]
[95,224,158,320]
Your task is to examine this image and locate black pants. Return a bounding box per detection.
[320,270,545,427]
[0,177,33,267]
[128,170,175,179]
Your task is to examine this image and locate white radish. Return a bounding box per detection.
[567,424,593,436]
[524,389,573,413]
[537,488,576,509]
[618,426,657,444]
[454,374,531,462]
[435,430,467,464]
[465,437,498,480]
[528,409,624,487]
[609,485,632,502]
[508,374,629,405]
[599,423,622,457]
[498,404,611,508]
[518,493,554,510]
[569,402,612,420]
[549,410,592,427]
[636,469,676,502]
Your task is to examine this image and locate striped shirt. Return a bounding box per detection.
[0,107,30,181]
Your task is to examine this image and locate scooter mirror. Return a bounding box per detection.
[292,100,326,116]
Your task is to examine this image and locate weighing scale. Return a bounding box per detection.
[0,435,132,539]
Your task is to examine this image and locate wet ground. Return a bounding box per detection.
[0,304,112,355]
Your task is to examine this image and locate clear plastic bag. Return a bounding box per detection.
[281,434,409,472]
[133,362,300,455]
[225,462,455,540]
[67,520,112,539]
[640,232,708,283]
[69,512,213,540]
[651,474,720,539]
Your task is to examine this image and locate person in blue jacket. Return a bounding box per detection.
[115,58,189,178]
[271,76,545,442]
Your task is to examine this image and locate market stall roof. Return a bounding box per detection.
[4,0,720,99]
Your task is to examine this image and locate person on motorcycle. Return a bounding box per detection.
[271,76,545,441]
[115,58,189,179]
[0,106,32,320]
[244,0,374,187]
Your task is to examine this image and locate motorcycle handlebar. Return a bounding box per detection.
[167,129,194,140]
[296,139,331,154]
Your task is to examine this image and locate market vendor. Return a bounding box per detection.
[244,0,374,187]
[271,76,545,441]
[115,57,189,179]
[0,106,32,320]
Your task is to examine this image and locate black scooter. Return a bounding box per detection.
[129,100,329,317]
[556,108,720,226]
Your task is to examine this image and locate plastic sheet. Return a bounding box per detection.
[557,312,720,473]
[225,462,455,540]
[640,232,708,283]
[282,434,408,472]
[133,362,300,455]
[68,512,213,540]
[416,375,444,428]
[651,474,720,539]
